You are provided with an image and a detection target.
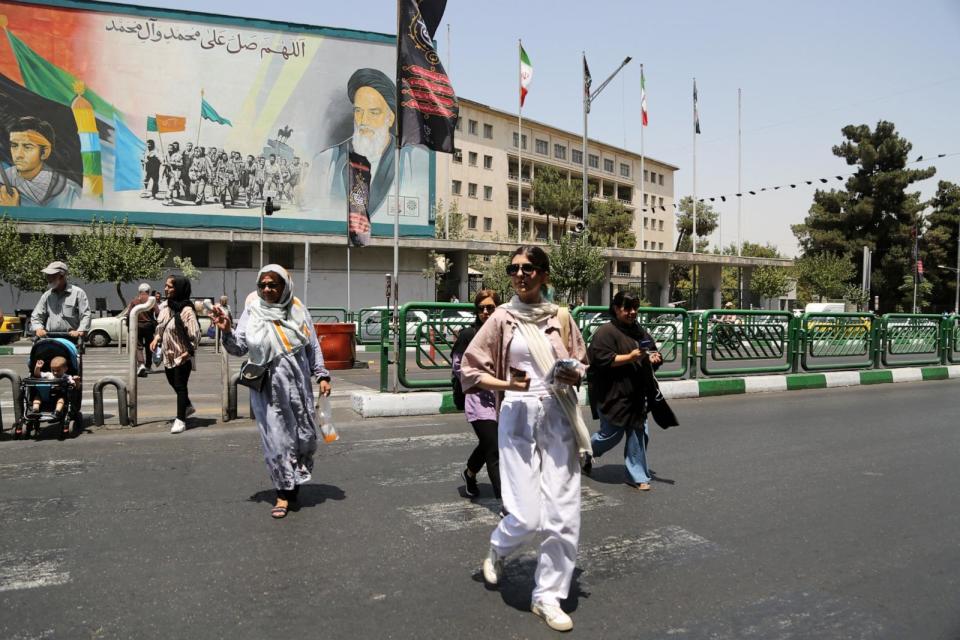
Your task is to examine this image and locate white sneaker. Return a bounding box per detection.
[185,405,196,418]
[481,546,503,586]
[531,601,573,632]
[170,418,186,434]
[137,365,148,378]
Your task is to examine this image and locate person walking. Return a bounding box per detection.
[126,283,158,377]
[210,265,331,520]
[150,275,199,434]
[583,291,663,491]
[460,245,590,632]
[30,261,91,341]
[451,289,502,507]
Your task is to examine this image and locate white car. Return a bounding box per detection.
[87,311,212,348]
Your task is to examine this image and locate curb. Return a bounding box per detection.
[350,365,960,418]
[0,346,30,355]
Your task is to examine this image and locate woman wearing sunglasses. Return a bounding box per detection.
[460,246,590,632]
[209,265,331,519]
[451,289,502,508]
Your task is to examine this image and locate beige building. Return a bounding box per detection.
[436,98,678,278]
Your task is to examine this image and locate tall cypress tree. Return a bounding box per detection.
[792,121,934,312]
[923,181,960,312]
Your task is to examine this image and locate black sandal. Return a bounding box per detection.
[271,504,288,519]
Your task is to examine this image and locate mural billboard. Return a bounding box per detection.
[0,0,435,239]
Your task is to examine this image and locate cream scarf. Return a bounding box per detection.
[503,295,592,455]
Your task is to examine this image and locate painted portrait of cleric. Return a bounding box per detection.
[306,68,429,229]
[0,116,81,208]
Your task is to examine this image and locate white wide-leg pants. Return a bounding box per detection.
[491,393,581,606]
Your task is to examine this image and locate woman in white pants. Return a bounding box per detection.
[460,245,591,632]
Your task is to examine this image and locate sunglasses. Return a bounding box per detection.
[620,304,640,312]
[505,263,538,276]
[477,304,497,313]
[257,281,280,290]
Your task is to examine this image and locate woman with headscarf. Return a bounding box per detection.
[150,275,200,434]
[460,246,590,632]
[209,265,331,519]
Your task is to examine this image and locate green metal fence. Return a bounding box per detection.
[356,307,390,345]
[698,310,794,376]
[397,302,474,389]
[308,307,349,324]
[799,312,875,371]
[881,314,943,367]
[945,315,960,364]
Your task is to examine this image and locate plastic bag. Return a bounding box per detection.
[316,394,338,443]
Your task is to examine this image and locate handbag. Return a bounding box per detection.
[238,361,269,392]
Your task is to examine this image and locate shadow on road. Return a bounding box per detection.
[586,463,676,487]
[247,483,347,509]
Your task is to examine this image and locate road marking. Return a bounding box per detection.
[0,460,92,481]
[401,486,620,533]
[371,461,484,486]
[0,550,71,593]
[0,497,77,523]
[346,431,476,454]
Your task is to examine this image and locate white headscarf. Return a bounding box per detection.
[243,264,313,367]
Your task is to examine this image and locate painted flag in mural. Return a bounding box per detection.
[640,66,648,126]
[201,98,232,126]
[397,0,458,153]
[0,71,83,190]
[148,115,186,134]
[113,115,146,191]
[583,55,592,113]
[70,82,102,200]
[347,152,372,247]
[693,79,701,134]
[520,44,533,107]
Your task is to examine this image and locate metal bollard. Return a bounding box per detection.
[220,328,230,421]
[127,297,157,427]
[0,369,24,433]
[226,371,240,421]
[92,376,130,426]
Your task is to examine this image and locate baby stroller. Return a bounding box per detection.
[15,335,84,439]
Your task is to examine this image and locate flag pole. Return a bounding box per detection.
[737,87,742,257]
[639,64,645,254]
[581,52,589,241]
[195,89,204,147]
[392,0,402,393]
[445,23,451,240]
[518,38,523,243]
[692,78,697,256]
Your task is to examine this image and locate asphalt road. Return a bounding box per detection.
[1,379,959,639]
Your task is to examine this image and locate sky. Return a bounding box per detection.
[136,0,960,257]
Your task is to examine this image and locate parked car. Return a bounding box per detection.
[87,308,212,348]
[0,314,23,345]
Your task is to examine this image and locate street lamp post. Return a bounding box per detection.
[259,196,280,268]
[582,54,632,228]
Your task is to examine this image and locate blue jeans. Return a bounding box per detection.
[591,413,650,484]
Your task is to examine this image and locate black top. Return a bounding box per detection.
[587,321,660,427]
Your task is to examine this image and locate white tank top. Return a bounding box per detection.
[506,319,555,396]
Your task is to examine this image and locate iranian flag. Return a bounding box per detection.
[641,67,649,126]
[520,44,533,107]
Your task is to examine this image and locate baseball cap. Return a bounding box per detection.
[41,261,68,276]
[138,283,151,293]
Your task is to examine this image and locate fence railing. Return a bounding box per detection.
[798,312,876,371]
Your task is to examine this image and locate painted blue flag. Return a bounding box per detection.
[113,115,145,191]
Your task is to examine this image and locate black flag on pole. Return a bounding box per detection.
[397,0,458,152]
[347,152,372,247]
[583,56,592,114]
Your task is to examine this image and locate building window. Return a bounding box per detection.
[483,217,492,232]
[643,194,649,206]
[226,244,253,269]
[572,149,583,165]
[468,183,478,198]
[659,197,664,208]
[468,151,478,166]
[659,173,664,186]
[554,143,566,160]
[643,217,649,229]
[483,123,493,139]
[453,148,462,163]
[268,243,294,267]
[483,155,493,170]
[603,158,614,172]
[588,154,599,169]
[644,170,649,182]
[180,241,209,268]
[455,118,462,131]
[535,139,548,155]
[468,119,478,135]
[658,242,664,250]
[468,215,477,230]
[483,185,493,200]
[451,180,462,195]
[644,240,648,249]
[650,171,657,183]
[658,220,664,231]
[512,133,528,149]
[620,163,630,178]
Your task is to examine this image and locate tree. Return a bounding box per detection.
[173,256,201,281]
[0,216,20,303]
[750,266,792,303]
[434,199,465,240]
[532,166,583,243]
[469,253,514,301]
[897,274,933,312]
[843,285,870,311]
[921,181,960,313]
[720,241,783,305]
[795,252,855,302]
[675,196,719,252]
[5,232,63,308]
[548,234,606,304]
[792,121,935,312]
[588,198,635,249]
[71,218,169,307]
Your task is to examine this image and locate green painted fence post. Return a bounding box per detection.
[379,311,390,393]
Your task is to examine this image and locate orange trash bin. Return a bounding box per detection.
[314,322,356,370]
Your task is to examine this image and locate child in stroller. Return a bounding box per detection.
[18,337,82,438]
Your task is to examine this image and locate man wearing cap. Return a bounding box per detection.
[306,67,428,226]
[30,262,90,340]
[0,116,81,209]
[125,283,158,377]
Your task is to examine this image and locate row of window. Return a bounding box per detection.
[643,241,665,250]
[451,180,493,200]
[512,133,634,177]
[643,195,666,208]
[452,149,494,170]
[457,117,494,140]
[643,218,666,231]
[467,215,494,232]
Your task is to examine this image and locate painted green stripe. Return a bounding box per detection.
[439,392,461,414]
[921,367,949,381]
[698,378,745,397]
[859,370,893,385]
[786,373,827,391]
[81,152,102,175]
[0,346,11,355]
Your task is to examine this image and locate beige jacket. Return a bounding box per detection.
[460,307,588,405]
[154,305,200,368]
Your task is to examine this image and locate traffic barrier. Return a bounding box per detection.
[0,369,23,433]
[880,314,943,367]
[798,312,875,371]
[308,307,349,324]
[92,376,129,426]
[698,309,794,376]
[397,302,473,389]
